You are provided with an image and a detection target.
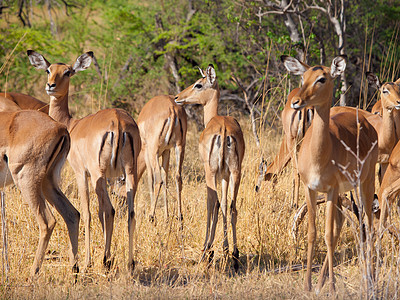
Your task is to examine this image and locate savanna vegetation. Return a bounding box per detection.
[0,0,400,298]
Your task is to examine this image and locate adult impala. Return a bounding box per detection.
[282,55,378,294]
[0,108,79,277]
[137,95,187,223]
[256,87,313,208]
[331,74,400,181]
[175,65,245,272]
[27,50,141,272]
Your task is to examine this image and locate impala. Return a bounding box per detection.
[0,92,49,113]
[175,65,245,272]
[137,95,187,223]
[27,50,141,272]
[256,87,314,208]
[282,55,378,294]
[331,74,400,181]
[0,108,79,277]
[377,139,400,237]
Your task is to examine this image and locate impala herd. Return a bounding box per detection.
[0,50,400,294]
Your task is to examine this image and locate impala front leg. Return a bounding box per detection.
[324,187,339,295]
[304,188,317,292]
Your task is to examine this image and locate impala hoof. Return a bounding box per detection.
[103,256,113,272]
[232,249,240,272]
[129,259,135,275]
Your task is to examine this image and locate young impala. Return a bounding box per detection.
[282,55,378,294]
[175,65,245,271]
[137,95,187,223]
[0,108,79,278]
[28,50,141,273]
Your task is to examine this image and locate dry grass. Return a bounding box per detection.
[0,115,400,299]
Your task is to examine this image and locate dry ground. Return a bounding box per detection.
[1,114,400,299]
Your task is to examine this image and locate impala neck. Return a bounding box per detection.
[308,101,332,166]
[203,86,220,127]
[381,107,396,149]
[49,92,74,129]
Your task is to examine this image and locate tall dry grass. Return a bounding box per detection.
[1,111,399,299]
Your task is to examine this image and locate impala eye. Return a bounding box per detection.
[46,69,50,74]
[317,77,326,84]
[194,83,203,89]
[382,89,389,94]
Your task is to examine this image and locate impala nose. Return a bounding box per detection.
[47,83,56,88]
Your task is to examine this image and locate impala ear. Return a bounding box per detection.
[206,64,216,85]
[330,55,347,78]
[197,66,206,78]
[366,72,381,90]
[72,51,93,75]
[281,55,309,75]
[27,50,51,70]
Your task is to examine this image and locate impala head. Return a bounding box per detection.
[174,64,219,106]
[281,55,347,110]
[27,50,93,97]
[366,72,400,112]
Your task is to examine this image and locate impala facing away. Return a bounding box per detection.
[137,95,187,223]
[282,55,378,294]
[256,87,314,208]
[0,108,79,278]
[0,92,49,113]
[28,50,141,273]
[175,65,245,272]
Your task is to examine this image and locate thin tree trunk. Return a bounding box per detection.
[46,0,57,37]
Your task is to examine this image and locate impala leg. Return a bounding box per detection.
[304,188,317,292]
[92,175,115,270]
[17,181,56,277]
[148,151,163,222]
[221,176,229,255]
[76,173,92,269]
[230,170,241,272]
[316,195,344,294]
[175,144,185,223]
[378,178,400,236]
[293,172,300,209]
[325,187,339,295]
[202,169,218,263]
[361,171,376,283]
[42,176,80,273]
[161,150,170,220]
[125,170,137,273]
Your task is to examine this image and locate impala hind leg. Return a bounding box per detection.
[230,171,241,272]
[221,176,229,255]
[174,144,185,224]
[42,176,80,273]
[76,173,92,269]
[125,170,137,273]
[92,175,115,270]
[146,151,163,222]
[17,181,56,277]
[161,150,170,220]
[201,170,219,264]
[304,188,317,292]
